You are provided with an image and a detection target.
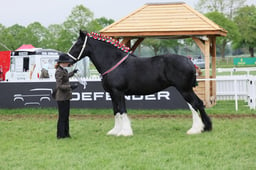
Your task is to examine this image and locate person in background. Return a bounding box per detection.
[40,68,49,78]
[54,53,78,139]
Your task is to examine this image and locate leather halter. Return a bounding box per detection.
[67,35,88,61]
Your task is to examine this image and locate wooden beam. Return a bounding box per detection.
[192,37,205,55]
[121,37,132,48]
[101,30,227,37]
[131,38,144,52]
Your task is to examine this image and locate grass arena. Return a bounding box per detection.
[0,101,255,170]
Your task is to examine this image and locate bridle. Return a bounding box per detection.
[67,35,88,89]
[67,35,88,62]
[67,32,130,77]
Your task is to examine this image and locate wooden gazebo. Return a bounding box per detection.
[100,2,227,107]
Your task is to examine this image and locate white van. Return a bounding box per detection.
[5,49,60,81]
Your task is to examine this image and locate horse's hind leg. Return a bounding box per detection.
[107,91,133,136]
[180,90,212,134]
[186,103,204,134]
[195,95,212,131]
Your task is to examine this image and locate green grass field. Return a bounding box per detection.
[0,115,255,170]
[0,101,256,170]
[0,100,256,169]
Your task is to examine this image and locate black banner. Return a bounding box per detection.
[0,81,188,109]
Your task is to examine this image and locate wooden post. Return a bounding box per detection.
[210,36,217,104]
[192,36,211,107]
[204,38,210,107]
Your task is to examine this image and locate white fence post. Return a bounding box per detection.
[234,79,238,111]
[247,76,256,109]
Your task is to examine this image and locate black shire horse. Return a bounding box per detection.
[68,31,212,136]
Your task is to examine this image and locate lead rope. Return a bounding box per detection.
[72,63,87,89]
[74,74,87,89]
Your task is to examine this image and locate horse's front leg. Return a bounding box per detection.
[107,90,133,136]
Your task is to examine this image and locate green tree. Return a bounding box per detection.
[60,5,114,51]
[196,0,246,19]
[205,12,240,58]
[142,38,181,55]
[51,4,94,52]
[0,23,4,30]
[0,24,10,51]
[47,24,65,50]
[0,24,36,50]
[94,17,115,29]
[87,17,115,33]
[0,5,115,52]
[55,29,74,52]
[160,39,180,54]
[234,5,256,57]
[63,5,94,41]
[27,22,52,49]
[142,39,161,55]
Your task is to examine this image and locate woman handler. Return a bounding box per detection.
[54,53,78,139]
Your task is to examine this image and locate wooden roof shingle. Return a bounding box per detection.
[100,2,227,38]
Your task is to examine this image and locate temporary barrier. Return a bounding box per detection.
[213,75,256,110]
[0,80,189,109]
[0,76,255,110]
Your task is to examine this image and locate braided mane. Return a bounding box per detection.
[88,32,131,53]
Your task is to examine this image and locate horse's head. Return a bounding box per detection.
[67,30,89,63]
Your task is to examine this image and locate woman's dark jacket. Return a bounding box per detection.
[55,66,75,101]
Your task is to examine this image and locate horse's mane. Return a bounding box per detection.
[88,32,131,53]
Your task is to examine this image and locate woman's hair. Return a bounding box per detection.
[54,63,60,69]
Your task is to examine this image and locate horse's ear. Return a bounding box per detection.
[79,30,87,39]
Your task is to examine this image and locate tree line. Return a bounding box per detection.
[0,2,255,58]
[197,0,256,58]
[0,5,114,53]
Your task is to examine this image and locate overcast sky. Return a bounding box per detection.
[0,0,255,27]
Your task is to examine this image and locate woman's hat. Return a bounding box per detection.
[55,53,73,63]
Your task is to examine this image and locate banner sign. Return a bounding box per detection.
[0,81,188,109]
[233,58,256,66]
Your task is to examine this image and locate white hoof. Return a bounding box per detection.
[107,113,121,136]
[107,128,119,136]
[117,114,133,136]
[187,119,204,135]
[186,127,203,135]
[117,129,133,136]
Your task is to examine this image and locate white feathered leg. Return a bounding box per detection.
[117,113,133,136]
[107,113,121,135]
[187,103,204,135]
